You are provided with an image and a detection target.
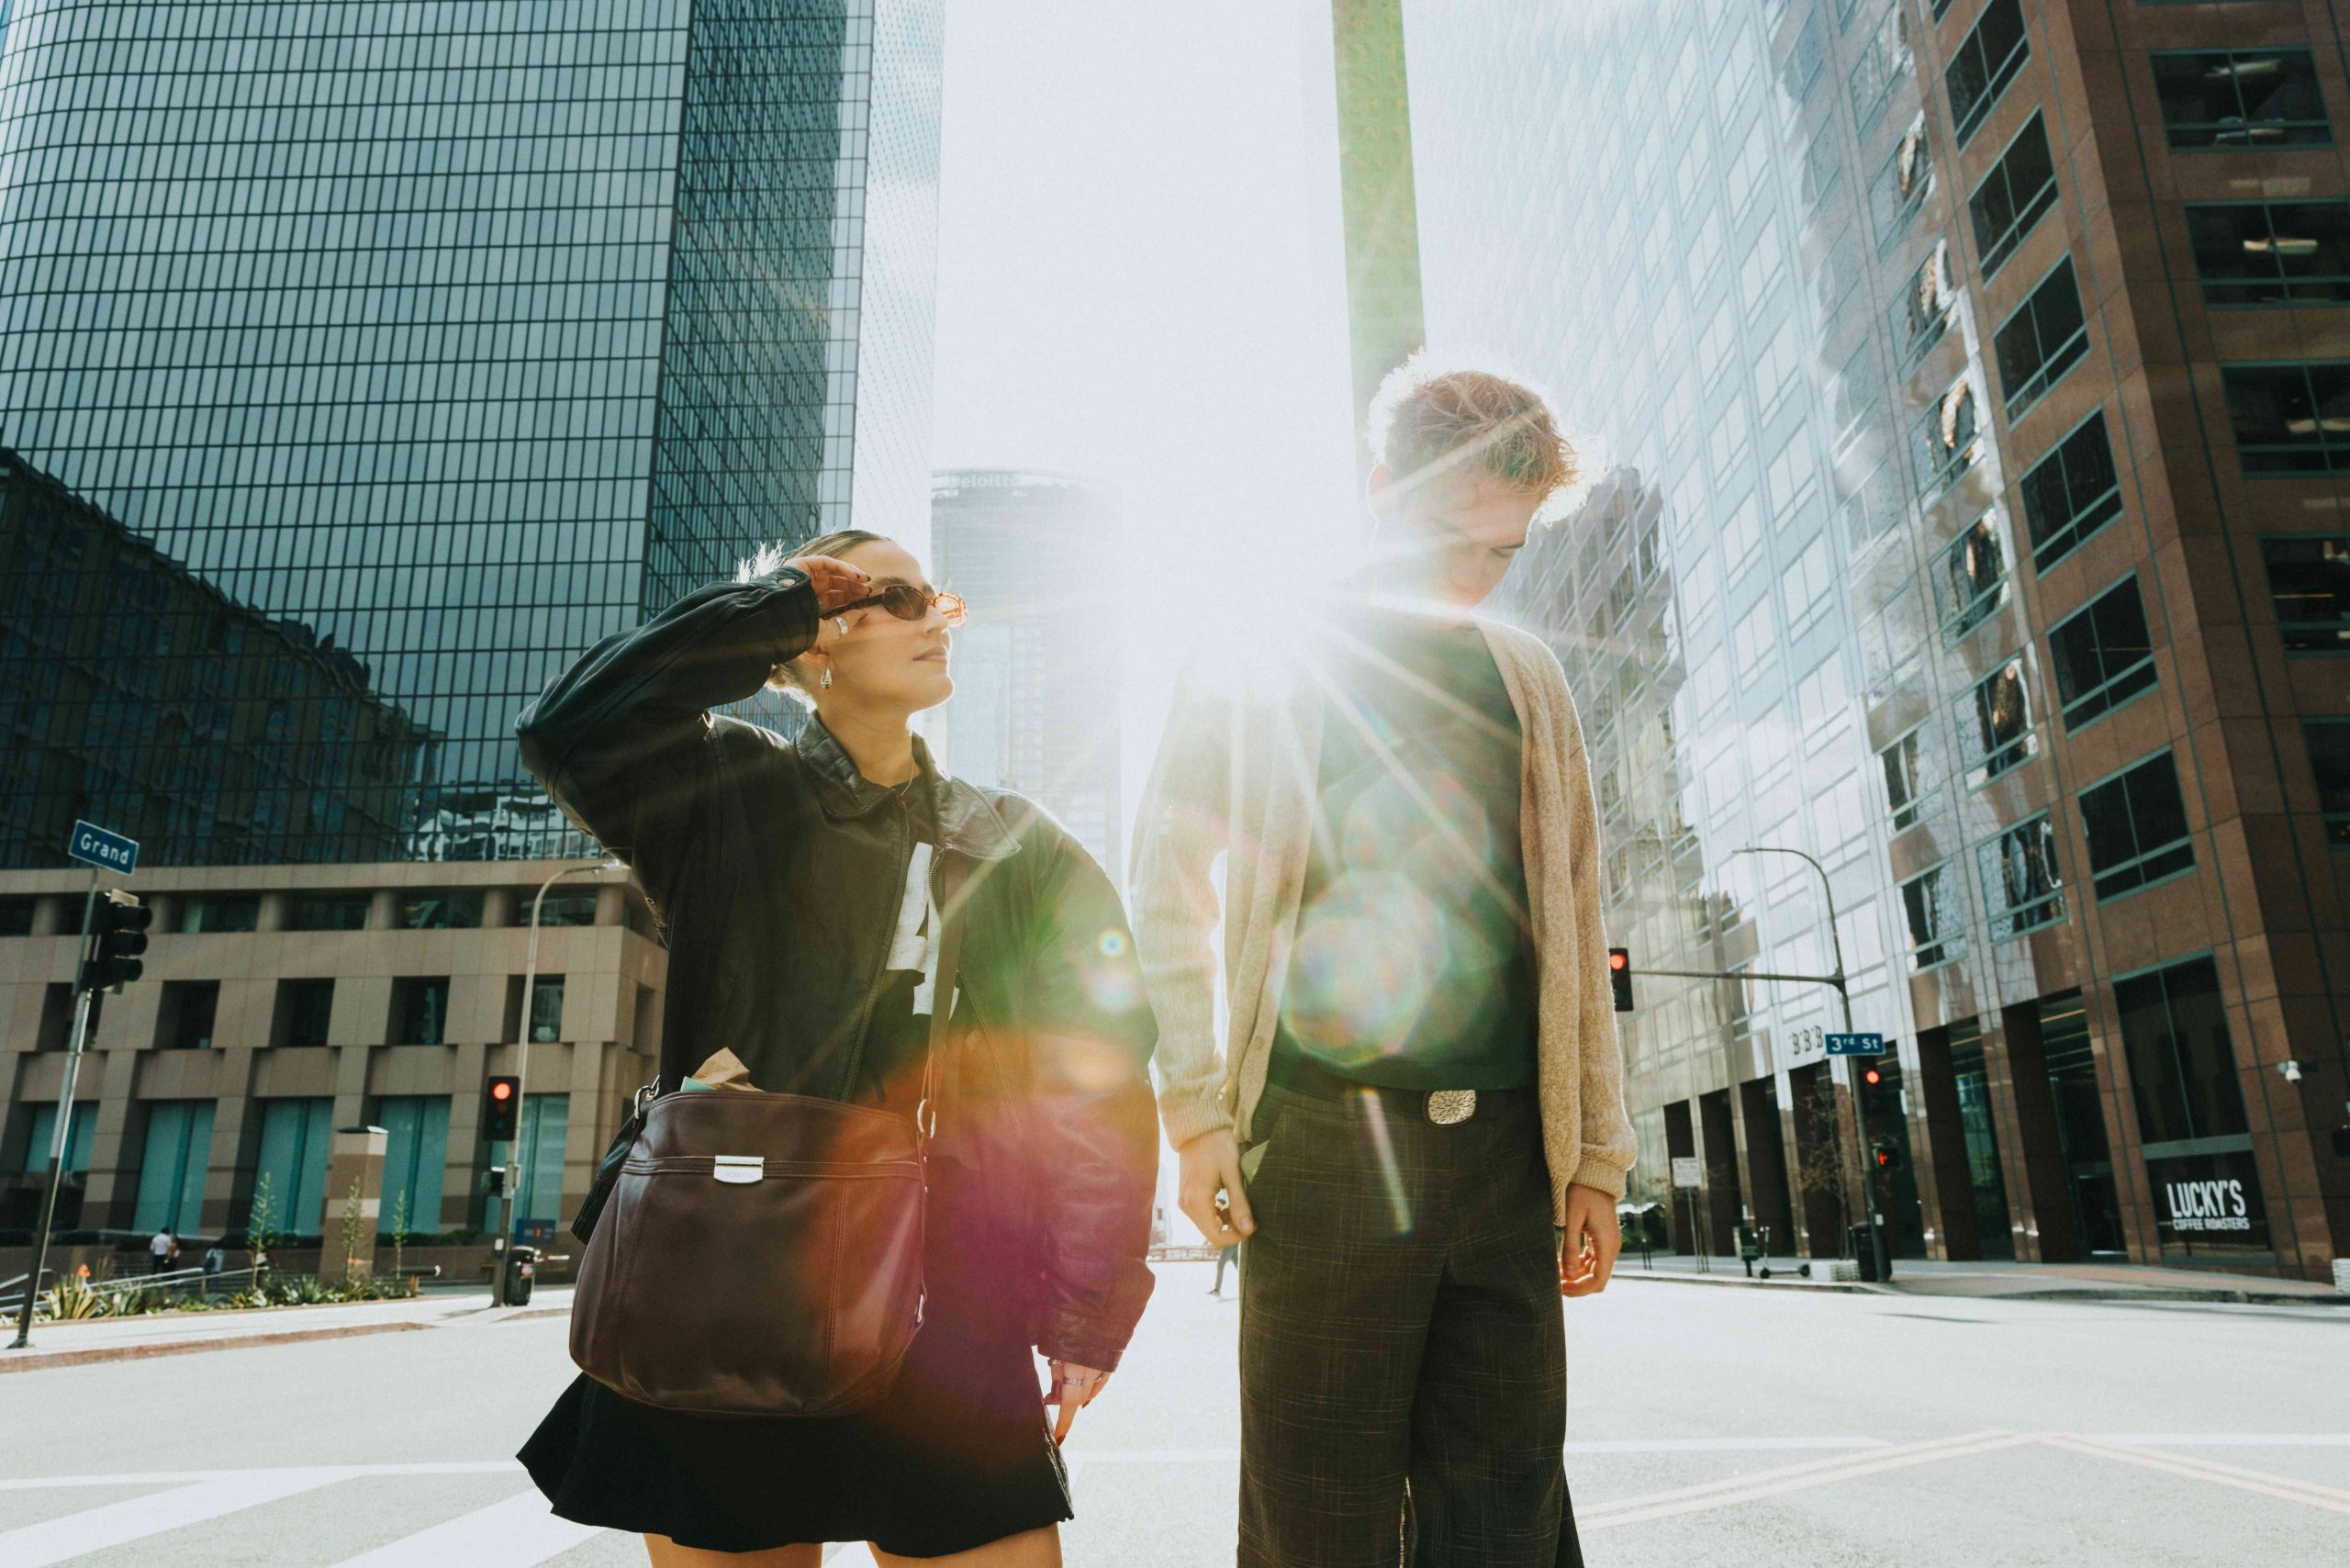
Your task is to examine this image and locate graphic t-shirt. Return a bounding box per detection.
[856,782,942,1113]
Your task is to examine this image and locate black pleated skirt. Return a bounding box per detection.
[520,1156,1070,1557]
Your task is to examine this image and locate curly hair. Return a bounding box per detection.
[1367,354,1577,504]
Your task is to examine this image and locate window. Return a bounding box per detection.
[254,1098,335,1238]
[2258,536,2350,651]
[1945,0,2029,146]
[1881,728,1928,831]
[1935,513,2009,640]
[157,980,220,1051]
[1892,241,1956,364]
[376,1096,451,1240]
[2113,957,2248,1147]
[1849,4,1914,133]
[175,894,259,935]
[131,1101,214,1236]
[21,1103,95,1176]
[1969,115,2058,279]
[1900,861,1965,969]
[1995,260,2089,415]
[36,982,73,1052]
[1961,655,2037,784]
[2185,202,2350,307]
[2018,412,2123,568]
[0,897,35,936]
[1912,375,1984,497]
[2152,50,2329,151]
[272,978,334,1049]
[399,890,483,930]
[2049,577,2158,728]
[530,890,599,927]
[285,893,370,932]
[389,977,451,1046]
[2080,751,2195,900]
[1871,114,1935,245]
[1977,814,2065,940]
[529,977,566,1044]
[2222,364,2350,476]
[2306,722,2350,847]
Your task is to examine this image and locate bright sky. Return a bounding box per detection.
[928,0,1364,810]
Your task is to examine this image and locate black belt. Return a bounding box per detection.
[1267,1054,1529,1126]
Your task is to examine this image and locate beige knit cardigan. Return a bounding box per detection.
[1129,613,1639,1216]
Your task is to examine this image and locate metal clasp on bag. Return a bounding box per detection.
[712,1155,765,1184]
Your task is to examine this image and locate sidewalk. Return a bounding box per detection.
[0,1285,570,1374]
[1616,1249,2349,1305]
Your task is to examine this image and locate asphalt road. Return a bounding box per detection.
[2,1265,2344,1566]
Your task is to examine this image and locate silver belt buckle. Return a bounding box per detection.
[1426,1089,1477,1126]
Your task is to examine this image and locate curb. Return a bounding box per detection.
[0,1317,432,1374]
[1614,1271,2349,1307]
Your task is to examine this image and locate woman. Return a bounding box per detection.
[514,532,1159,1565]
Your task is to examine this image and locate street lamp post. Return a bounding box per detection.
[497,857,620,1300]
[1730,846,1891,1284]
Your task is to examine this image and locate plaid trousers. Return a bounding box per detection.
[1237,1079,1584,1568]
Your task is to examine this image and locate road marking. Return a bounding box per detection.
[0,1462,520,1492]
[2092,1433,2350,1447]
[326,1490,602,1565]
[1580,1430,2040,1530]
[0,1468,343,1566]
[1564,1436,1889,1453]
[2044,1436,2350,1518]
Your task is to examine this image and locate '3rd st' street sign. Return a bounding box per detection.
[1825,1032,1886,1057]
[66,820,139,875]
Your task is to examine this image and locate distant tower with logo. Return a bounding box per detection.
[928,471,1124,879]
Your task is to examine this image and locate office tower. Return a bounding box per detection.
[0,0,941,1256]
[1382,0,2349,1280]
[0,0,944,862]
[928,470,1125,879]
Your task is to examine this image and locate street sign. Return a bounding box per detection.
[1670,1156,1703,1188]
[65,820,139,875]
[1826,1032,1886,1057]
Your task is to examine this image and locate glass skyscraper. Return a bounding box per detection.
[1389,0,2350,1280]
[0,0,943,866]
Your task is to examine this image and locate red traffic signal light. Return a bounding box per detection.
[81,890,151,993]
[1871,1138,1902,1172]
[484,1075,521,1142]
[1607,947,1633,1013]
[1861,1063,1884,1087]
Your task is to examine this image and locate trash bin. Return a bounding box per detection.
[1848,1224,1878,1282]
[502,1244,538,1306]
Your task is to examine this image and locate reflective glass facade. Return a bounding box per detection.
[1398,0,2349,1278]
[0,0,942,866]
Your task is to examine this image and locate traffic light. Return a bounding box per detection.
[1871,1138,1902,1173]
[80,890,151,993]
[1859,1061,1885,1088]
[1607,947,1633,1012]
[484,1164,508,1197]
[484,1075,521,1142]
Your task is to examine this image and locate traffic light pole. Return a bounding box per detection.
[9,871,104,1350]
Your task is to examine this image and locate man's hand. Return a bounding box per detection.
[1560,1182,1621,1298]
[1047,1361,1110,1446]
[1178,1129,1255,1247]
[786,554,873,615]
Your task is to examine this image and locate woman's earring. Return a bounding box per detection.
[834,617,848,637]
[820,667,833,690]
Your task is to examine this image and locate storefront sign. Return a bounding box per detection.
[2146,1148,2270,1254]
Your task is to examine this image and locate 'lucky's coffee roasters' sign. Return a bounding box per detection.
[2146,1148,2270,1255]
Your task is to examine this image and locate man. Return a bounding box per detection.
[1131,360,1635,1567]
[148,1226,174,1275]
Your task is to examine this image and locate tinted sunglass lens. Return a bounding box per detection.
[884,585,927,620]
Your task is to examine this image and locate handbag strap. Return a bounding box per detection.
[915,853,968,1143]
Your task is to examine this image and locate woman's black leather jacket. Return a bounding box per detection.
[515,568,1159,1372]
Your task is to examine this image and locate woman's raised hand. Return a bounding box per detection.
[787,555,873,615]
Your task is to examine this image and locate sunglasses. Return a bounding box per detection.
[837,585,968,625]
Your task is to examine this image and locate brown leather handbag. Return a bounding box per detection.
[567,873,964,1418]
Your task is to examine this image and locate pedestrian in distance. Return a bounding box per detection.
[147,1226,174,1275]
[1210,1242,1238,1297]
[202,1243,225,1277]
[513,531,1160,1567]
[1131,358,1638,1568]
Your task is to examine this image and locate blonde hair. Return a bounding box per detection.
[736,529,889,701]
[1367,354,1578,507]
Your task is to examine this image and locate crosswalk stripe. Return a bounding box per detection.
[1580,1430,2040,1529]
[326,1490,603,1565]
[0,1469,343,1566]
[2042,1436,2350,1517]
